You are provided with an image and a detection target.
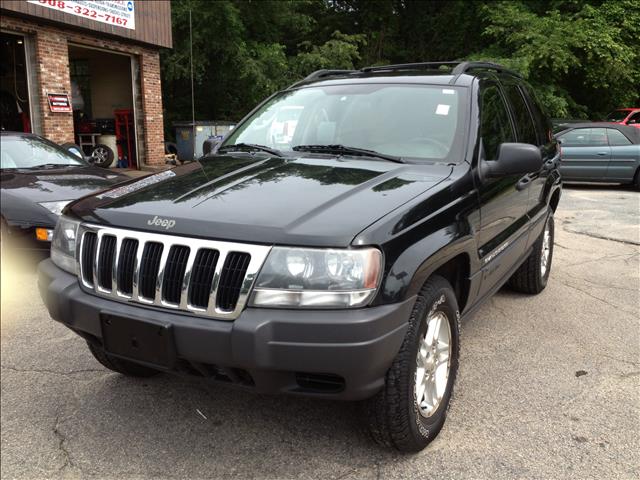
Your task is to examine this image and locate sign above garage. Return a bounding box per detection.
[47,92,72,112]
[27,1,136,30]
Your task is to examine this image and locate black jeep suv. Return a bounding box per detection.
[38,61,561,452]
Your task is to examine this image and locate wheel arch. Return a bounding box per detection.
[378,232,477,313]
[430,253,471,312]
[549,187,561,213]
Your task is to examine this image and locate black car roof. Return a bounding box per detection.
[555,123,640,144]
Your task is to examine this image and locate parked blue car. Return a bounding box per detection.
[555,123,640,188]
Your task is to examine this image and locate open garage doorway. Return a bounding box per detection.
[68,45,139,169]
[0,32,32,133]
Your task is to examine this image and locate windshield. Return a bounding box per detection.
[0,135,85,169]
[606,110,629,122]
[222,84,466,163]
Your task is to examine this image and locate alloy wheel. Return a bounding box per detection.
[415,310,451,418]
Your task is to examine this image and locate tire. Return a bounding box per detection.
[87,341,160,377]
[164,142,178,155]
[364,275,461,452]
[633,169,640,190]
[89,144,115,168]
[508,212,554,294]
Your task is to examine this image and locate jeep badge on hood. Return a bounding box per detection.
[147,215,176,230]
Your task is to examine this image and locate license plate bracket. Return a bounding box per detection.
[101,314,176,368]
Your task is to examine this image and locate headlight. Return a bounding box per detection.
[39,200,73,216]
[250,247,382,308]
[50,216,80,275]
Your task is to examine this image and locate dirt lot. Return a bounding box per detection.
[1,185,638,480]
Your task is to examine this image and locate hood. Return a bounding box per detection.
[69,155,453,247]
[1,165,128,227]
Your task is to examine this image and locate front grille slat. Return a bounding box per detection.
[77,225,269,320]
[97,235,117,290]
[188,249,219,309]
[217,252,251,311]
[139,242,164,300]
[117,239,138,295]
[81,232,98,286]
[162,245,190,304]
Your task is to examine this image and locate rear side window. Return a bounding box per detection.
[503,83,538,145]
[480,84,515,160]
[627,112,640,125]
[519,83,551,143]
[560,128,608,147]
[606,129,631,146]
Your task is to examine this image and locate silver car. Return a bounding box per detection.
[555,123,640,189]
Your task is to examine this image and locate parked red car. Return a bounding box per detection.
[605,108,640,128]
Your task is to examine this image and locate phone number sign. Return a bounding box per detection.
[28,1,135,30]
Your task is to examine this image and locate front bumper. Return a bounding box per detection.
[38,259,413,400]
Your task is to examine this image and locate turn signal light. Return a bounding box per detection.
[35,228,53,242]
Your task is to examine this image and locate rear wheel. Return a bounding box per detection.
[508,212,554,294]
[364,275,460,452]
[87,341,160,377]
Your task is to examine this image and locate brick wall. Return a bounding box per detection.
[0,14,166,166]
[140,51,164,167]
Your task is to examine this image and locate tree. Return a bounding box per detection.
[161,0,640,136]
[474,0,640,118]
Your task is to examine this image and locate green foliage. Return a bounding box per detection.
[161,0,640,136]
[475,0,640,118]
[291,32,366,76]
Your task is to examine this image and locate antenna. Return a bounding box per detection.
[189,8,195,160]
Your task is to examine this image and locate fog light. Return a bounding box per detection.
[35,228,54,242]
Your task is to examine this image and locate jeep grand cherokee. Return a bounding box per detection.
[38,61,561,452]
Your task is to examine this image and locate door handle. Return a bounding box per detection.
[596,152,608,156]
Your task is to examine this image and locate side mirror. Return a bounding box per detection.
[203,137,221,156]
[66,145,84,159]
[483,143,542,178]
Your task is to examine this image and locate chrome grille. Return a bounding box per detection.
[77,224,271,320]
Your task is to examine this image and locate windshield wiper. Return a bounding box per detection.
[218,143,284,157]
[292,144,405,164]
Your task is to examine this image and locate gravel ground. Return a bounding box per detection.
[1,185,638,480]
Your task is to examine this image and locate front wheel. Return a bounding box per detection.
[508,212,554,294]
[364,275,460,452]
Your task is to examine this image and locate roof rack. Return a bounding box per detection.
[288,60,522,89]
[303,69,356,82]
[451,61,522,78]
[288,69,356,88]
[361,61,461,73]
